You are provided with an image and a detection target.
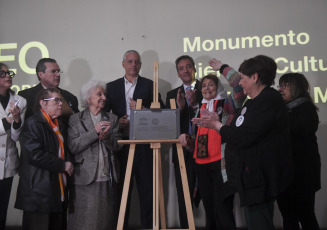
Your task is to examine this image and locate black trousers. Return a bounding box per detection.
[173,153,196,229]
[244,199,275,230]
[0,177,13,230]
[117,144,153,229]
[22,211,62,230]
[277,188,320,230]
[196,161,236,230]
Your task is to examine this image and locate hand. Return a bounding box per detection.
[65,161,74,176]
[129,97,137,110]
[192,115,222,131]
[99,124,111,140]
[8,102,21,123]
[119,115,129,130]
[209,58,223,71]
[95,121,111,134]
[176,88,186,110]
[179,134,195,152]
[185,89,198,108]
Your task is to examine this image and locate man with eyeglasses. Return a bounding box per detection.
[18,58,79,120]
[18,58,79,230]
[104,50,164,229]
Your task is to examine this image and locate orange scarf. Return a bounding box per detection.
[41,109,66,201]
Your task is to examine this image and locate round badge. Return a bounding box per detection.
[236,115,244,127]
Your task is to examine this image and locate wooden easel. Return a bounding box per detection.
[116,62,195,230]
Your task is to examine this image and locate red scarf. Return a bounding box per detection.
[41,109,66,201]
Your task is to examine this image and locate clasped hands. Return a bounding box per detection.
[95,121,111,140]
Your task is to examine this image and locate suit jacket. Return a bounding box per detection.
[18,83,79,120]
[166,80,203,163]
[105,76,164,118]
[0,91,27,179]
[67,108,121,185]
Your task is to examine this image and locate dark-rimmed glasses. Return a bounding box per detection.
[0,70,15,78]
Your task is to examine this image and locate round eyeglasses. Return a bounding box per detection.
[277,83,288,90]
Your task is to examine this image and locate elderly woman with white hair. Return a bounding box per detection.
[67,80,122,230]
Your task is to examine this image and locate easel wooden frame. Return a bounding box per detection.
[116,62,195,230]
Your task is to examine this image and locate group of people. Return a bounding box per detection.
[0,50,321,230]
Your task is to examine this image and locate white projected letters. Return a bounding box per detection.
[183,30,310,52]
[0,41,49,74]
[276,56,327,73]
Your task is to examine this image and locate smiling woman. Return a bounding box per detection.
[0,63,26,230]
[67,80,122,230]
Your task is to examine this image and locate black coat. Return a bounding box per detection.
[288,100,321,191]
[15,111,66,213]
[221,87,293,206]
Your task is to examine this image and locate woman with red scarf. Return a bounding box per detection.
[179,58,246,230]
[15,88,74,230]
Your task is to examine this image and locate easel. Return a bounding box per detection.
[116,62,195,230]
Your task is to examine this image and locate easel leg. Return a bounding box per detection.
[176,143,195,230]
[117,144,136,230]
[158,148,166,229]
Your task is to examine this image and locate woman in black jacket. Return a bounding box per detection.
[192,55,293,230]
[15,88,74,230]
[277,73,321,230]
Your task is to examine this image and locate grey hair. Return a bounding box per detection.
[123,50,141,61]
[80,80,106,108]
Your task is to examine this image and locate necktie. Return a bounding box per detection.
[185,86,193,135]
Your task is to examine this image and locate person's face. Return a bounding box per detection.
[41,92,63,119]
[201,78,217,100]
[88,86,106,110]
[39,62,61,88]
[278,82,291,102]
[177,59,196,85]
[239,73,255,96]
[0,65,13,91]
[122,52,142,77]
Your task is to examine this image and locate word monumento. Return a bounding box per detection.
[184,30,309,52]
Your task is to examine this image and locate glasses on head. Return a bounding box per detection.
[46,70,63,75]
[277,83,288,90]
[43,97,63,104]
[0,70,15,78]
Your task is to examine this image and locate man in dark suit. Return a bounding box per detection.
[18,58,79,121]
[18,58,79,230]
[104,50,164,229]
[166,55,202,228]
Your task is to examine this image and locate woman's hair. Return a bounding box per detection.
[34,88,61,111]
[199,74,218,90]
[80,80,106,108]
[0,62,9,70]
[279,73,318,110]
[238,55,277,87]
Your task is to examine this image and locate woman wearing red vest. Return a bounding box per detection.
[179,58,246,230]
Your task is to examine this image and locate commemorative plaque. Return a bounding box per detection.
[129,109,180,140]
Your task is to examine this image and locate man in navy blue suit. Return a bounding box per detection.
[104,50,163,229]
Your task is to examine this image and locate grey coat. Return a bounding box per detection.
[67,108,122,185]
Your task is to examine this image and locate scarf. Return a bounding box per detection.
[40,109,66,201]
[286,97,309,111]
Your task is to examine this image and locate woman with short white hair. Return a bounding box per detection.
[67,80,122,230]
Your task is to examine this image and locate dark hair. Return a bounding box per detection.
[199,74,218,90]
[34,88,61,112]
[175,55,196,71]
[0,62,9,70]
[35,58,57,80]
[279,73,318,110]
[238,55,277,87]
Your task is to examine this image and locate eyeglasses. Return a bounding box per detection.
[277,83,288,90]
[46,70,63,75]
[43,98,63,104]
[0,70,15,78]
